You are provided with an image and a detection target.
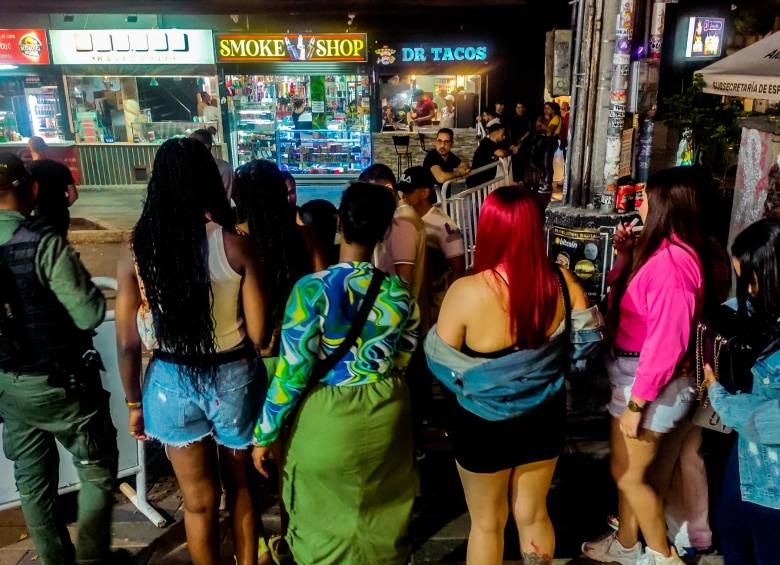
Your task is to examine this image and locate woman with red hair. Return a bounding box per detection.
[425,186,604,564]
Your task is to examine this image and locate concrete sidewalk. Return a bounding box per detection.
[70,188,145,235]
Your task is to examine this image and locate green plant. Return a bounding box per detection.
[662,74,744,166]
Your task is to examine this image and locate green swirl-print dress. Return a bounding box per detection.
[255,261,420,565]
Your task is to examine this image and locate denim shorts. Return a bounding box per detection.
[605,353,695,433]
[143,356,265,449]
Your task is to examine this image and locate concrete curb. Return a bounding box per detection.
[68,218,129,244]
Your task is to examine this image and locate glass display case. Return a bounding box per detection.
[226,74,372,174]
[277,129,371,175]
[26,86,65,141]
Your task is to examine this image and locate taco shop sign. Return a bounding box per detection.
[375,43,489,65]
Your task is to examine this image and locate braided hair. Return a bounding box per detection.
[233,160,308,337]
[132,138,234,389]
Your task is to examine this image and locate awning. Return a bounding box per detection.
[699,31,780,102]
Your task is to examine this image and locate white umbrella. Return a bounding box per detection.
[699,31,780,102]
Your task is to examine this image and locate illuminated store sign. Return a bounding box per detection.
[375,44,489,65]
[49,29,215,65]
[0,29,50,65]
[685,17,725,59]
[216,34,368,62]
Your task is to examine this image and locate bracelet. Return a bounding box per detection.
[125,399,142,409]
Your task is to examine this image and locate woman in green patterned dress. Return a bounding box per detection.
[252,181,420,565]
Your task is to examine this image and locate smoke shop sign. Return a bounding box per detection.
[216,34,367,62]
[375,43,488,65]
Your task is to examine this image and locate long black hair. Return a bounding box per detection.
[607,167,706,338]
[732,219,780,343]
[132,138,234,387]
[233,160,308,336]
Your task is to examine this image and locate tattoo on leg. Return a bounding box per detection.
[522,551,553,565]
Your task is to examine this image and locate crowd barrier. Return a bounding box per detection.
[0,277,165,527]
[438,157,514,270]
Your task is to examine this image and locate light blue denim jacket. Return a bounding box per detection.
[424,306,604,421]
[709,347,780,510]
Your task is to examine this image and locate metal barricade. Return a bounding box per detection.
[438,157,513,270]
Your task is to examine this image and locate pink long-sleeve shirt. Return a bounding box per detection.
[610,238,703,402]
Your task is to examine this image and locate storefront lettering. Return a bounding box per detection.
[216,34,367,62]
[49,29,214,65]
[399,45,488,63]
[220,38,286,58]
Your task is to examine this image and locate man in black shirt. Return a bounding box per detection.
[28,137,77,239]
[467,120,510,187]
[508,102,533,181]
[422,128,470,186]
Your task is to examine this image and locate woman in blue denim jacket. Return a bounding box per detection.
[703,218,780,564]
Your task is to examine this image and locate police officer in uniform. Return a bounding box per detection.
[0,153,117,565]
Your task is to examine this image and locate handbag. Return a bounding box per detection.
[694,304,758,433]
[695,304,758,399]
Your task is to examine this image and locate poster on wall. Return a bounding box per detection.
[547,225,611,299]
[0,29,49,65]
[685,17,725,59]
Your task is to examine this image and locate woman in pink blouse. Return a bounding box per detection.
[583,168,706,565]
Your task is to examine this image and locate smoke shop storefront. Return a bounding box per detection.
[217,33,371,180]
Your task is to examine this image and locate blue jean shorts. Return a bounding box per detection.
[605,353,695,434]
[143,356,265,449]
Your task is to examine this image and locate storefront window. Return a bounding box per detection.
[64,75,220,143]
[0,76,66,143]
[378,73,481,130]
[226,74,371,174]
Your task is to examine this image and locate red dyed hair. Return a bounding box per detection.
[473,186,559,349]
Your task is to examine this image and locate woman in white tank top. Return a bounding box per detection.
[116,138,267,565]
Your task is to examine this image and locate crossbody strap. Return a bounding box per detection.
[553,264,572,336]
[311,269,387,381]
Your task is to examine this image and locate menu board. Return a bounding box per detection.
[685,17,725,59]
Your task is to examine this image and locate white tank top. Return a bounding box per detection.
[205,222,246,352]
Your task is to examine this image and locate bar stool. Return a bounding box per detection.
[418,133,430,153]
[392,135,413,178]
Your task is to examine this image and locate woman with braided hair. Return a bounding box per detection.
[116,138,267,565]
[233,159,326,374]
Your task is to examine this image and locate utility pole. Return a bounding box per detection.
[600,0,636,212]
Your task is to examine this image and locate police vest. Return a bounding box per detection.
[0,220,92,373]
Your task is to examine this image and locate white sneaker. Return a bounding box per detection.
[637,546,686,565]
[582,531,643,564]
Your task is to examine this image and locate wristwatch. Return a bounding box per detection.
[627,400,646,413]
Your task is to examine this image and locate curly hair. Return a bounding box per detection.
[132,138,234,389]
[233,160,308,339]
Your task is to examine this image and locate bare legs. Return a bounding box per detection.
[219,446,259,565]
[168,440,221,565]
[510,459,557,564]
[610,417,685,557]
[457,458,557,565]
[167,439,258,565]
